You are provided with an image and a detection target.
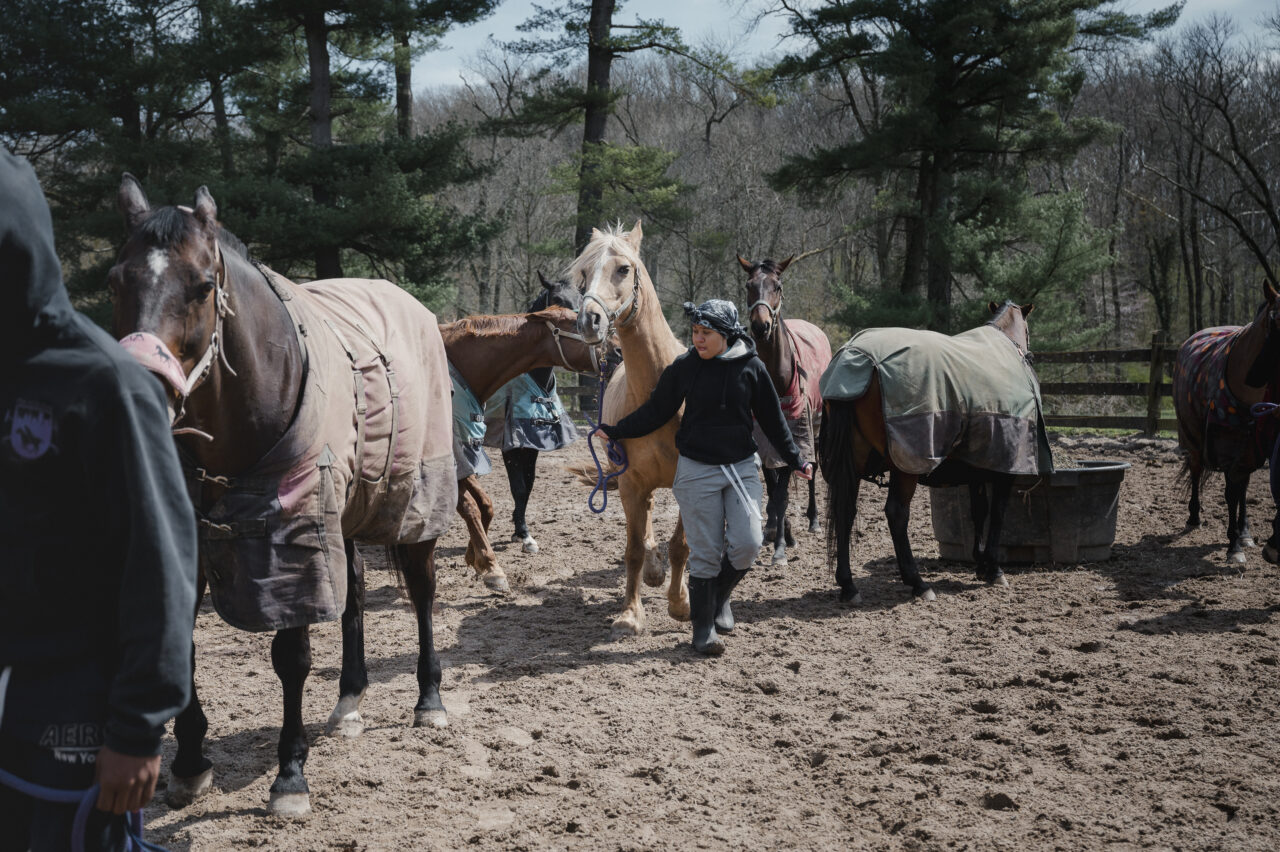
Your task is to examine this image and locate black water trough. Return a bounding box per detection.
[929,460,1131,564]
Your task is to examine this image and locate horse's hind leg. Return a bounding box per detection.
[829,475,861,605]
[763,467,781,543]
[169,570,212,807]
[981,474,1013,587]
[885,471,935,601]
[968,481,990,577]
[267,625,313,816]
[806,474,820,534]
[1186,457,1204,529]
[613,485,653,636]
[503,447,540,553]
[769,467,793,565]
[667,514,690,622]
[396,539,448,728]
[328,540,368,738]
[1225,473,1249,564]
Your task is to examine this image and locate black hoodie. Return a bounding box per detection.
[0,151,197,757]
[602,337,807,469]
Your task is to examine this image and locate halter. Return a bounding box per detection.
[747,295,781,339]
[170,241,237,439]
[544,320,603,373]
[582,263,641,336]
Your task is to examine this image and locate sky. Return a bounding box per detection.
[413,0,1280,91]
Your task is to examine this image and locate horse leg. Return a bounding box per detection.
[981,474,1013,587]
[1225,473,1248,564]
[762,467,780,543]
[885,471,934,601]
[395,539,448,728]
[267,625,312,816]
[968,481,990,579]
[503,447,540,554]
[1238,472,1255,548]
[613,485,652,636]
[327,540,368,738]
[1186,457,1203,529]
[168,569,212,808]
[806,474,820,534]
[666,514,691,622]
[831,476,861,605]
[456,479,509,593]
[639,492,667,588]
[770,467,793,565]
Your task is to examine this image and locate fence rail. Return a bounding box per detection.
[557,331,1184,434]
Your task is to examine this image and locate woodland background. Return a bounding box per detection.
[4,0,1279,356]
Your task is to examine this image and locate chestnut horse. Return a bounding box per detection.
[738,255,831,565]
[1173,281,1280,563]
[573,222,691,635]
[442,300,601,590]
[109,176,454,816]
[819,302,1042,604]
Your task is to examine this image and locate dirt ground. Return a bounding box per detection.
[147,434,1280,851]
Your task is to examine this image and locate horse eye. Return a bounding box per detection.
[617,265,630,277]
[198,280,215,299]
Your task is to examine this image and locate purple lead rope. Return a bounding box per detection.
[0,768,165,852]
[585,366,628,514]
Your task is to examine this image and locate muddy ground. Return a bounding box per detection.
[148,434,1280,850]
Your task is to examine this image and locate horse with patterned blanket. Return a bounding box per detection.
[1173,281,1280,564]
[818,302,1051,604]
[110,176,455,816]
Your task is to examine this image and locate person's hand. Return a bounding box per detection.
[797,461,814,481]
[95,747,161,814]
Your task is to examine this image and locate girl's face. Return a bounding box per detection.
[691,323,727,359]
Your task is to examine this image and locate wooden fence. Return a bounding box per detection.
[556,331,1181,434]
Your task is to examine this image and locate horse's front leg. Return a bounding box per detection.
[981,474,1013,587]
[666,513,690,622]
[613,484,653,636]
[327,540,368,738]
[806,474,820,534]
[268,625,313,816]
[503,447,541,553]
[169,570,212,808]
[1186,457,1203,529]
[769,467,793,565]
[397,539,447,728]
[829,474,861,605]
[762,466,781,543]
[456,478,510,593]
[968,481,991,579]
[1225,473,1250,564]
[885,471,934,600]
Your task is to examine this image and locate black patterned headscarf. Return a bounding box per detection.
[683,299,748,342]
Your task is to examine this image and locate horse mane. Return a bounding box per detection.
[442,307,574,342]
[752,258,784,275]
[564,223,641,283]
[136,205,249,259]
[986,300,1017,324]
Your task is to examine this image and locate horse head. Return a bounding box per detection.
[738,255,793,341]
[570,221,644,345]
[109,174,231,420]
[532,269,583,314]
[1244,280,1280,388]
[987,300,1034,361]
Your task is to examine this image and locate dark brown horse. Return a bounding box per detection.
[819,302,1042,603]
[737,255,832,565]
[109,176,455,816]
[441,301,600,589]
[1173,282,1280,563]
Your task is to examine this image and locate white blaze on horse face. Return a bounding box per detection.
[147,248,169,283]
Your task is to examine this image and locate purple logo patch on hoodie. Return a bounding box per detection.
[7,398,56,460]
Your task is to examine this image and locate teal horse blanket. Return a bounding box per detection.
[820,324,1052,476]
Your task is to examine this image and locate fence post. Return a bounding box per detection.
[1144,330,1166,435]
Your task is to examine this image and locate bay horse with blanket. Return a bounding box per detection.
[110,176,456,816]
[1173,281,1280,564]
[818,302,1051,603]
[738,255,832,565]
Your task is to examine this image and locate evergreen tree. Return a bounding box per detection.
[770,0,1179,330]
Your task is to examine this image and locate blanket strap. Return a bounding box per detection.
[323,318,368,478]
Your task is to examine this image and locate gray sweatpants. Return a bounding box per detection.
[672,454,763,579]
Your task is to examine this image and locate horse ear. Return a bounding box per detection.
[1021,303,1035,318]
[777,255,795,274]
[538,270,553,290]
[737,255,754,273]
[118,173,150,232]
[988,301,1000,314]
[627,220,643,251]
[193,185,218,225]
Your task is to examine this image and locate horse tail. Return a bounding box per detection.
[565,460,619,489]
[819,399,859,565]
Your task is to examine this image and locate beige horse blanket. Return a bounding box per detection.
[198,271,456,631]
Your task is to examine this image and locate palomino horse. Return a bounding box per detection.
[818,302,1048,603]
[738,255,832,565]
[1173,281,1280,563]
[573,222,691,634]
[110,176,456,816]
[442,300,601,588]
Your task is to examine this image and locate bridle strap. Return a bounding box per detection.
[747,296,780,338]
[171,241,236,441]
[545,321,602,373]
[582,266,641,336]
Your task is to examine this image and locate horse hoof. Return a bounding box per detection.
[771,553,788,566]
[641,567,666,588]
[993,574,1009,588]
[838,588,862,606]
[916,587,937,602]
[167,767,213,809]
[611,613,645,637]
[267,791,311,817]
[413,709,448,729]
[1241,536,1256,549]
[1264,544,1280,565]
[522,538,539,555]
[482,572,510,594]
[808,521,821,534]
[1229,551,1247,565]
[668,598,691,622]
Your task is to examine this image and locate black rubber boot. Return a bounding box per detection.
[688,576,725,656]
[714,553,749,634]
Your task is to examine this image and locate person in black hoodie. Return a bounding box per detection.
[0,150,198,849]
[598,299,812,655]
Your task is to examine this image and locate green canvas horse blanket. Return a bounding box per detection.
[820,324,1052,476]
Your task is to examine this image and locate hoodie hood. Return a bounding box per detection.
[0,149,75,363]
[716,337,755,360]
